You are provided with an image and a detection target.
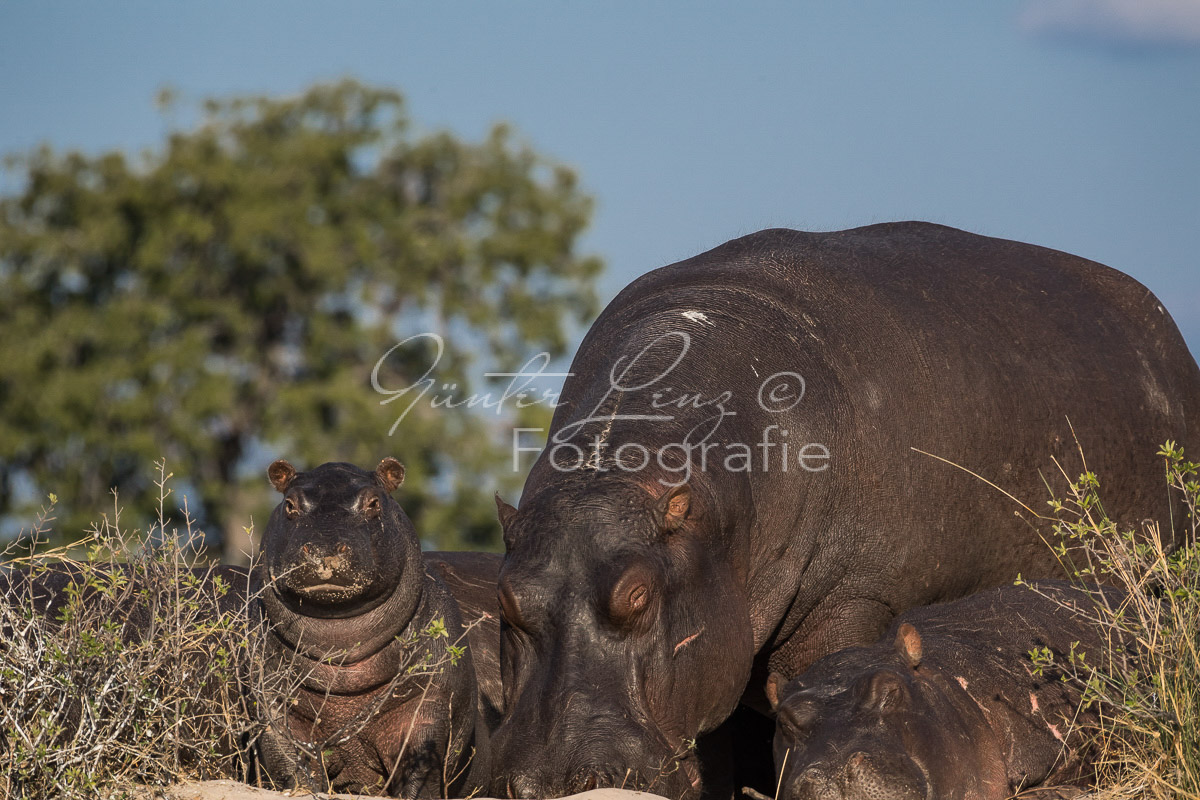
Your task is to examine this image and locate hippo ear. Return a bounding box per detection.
[861,670,911,714]
[375,457,406,492]
[654,483,691,532]
[765,672,785,711]
[895,623,922,670]
[268,460,297,493]
[495,494,518,535]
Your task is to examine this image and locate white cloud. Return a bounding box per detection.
[1019,0,1200,48]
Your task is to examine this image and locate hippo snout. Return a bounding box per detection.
[494,736,699,799]
[299,541,351,580]
[842,752,925,800]
[783,766,838,800]
[503,763,678,799]
[502,770,606,799]
[781,753,925,800]
[277,539,371,601]
[504,768,595,799]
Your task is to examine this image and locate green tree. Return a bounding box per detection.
[0,79,601,559]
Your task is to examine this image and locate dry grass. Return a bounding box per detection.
[1028,442,1200,799]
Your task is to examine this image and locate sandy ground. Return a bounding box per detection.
[150,782,671,800]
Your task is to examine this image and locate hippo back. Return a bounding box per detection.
[425,551,503,731]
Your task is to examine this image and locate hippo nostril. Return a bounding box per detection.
[336,542,349,556]
[564,771,601,795]
[300,543,311,557]
[507,774,540,799]
[846,752,876,786]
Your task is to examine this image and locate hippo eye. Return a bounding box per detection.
[361,491,382,519]
[860,669,912,714]
[284,497,301,519]
[608,562,657,627]
[776,699,818,740]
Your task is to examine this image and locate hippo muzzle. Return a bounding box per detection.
[276,536,373,603]
[491,671,703,800]
[779,752,927,800]
[494,717,701,799]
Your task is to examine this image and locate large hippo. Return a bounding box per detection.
[255,458,487,798]
[490,222,1200,798]
[765,582,1126,800]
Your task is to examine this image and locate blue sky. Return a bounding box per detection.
[2,1,1198,356]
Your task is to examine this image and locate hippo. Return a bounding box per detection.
[255,458,487,798]
[765,582,1126,800]
[490,222,1200,798]
[425,551,504,732]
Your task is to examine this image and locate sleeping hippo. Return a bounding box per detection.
[254,458,487,798]
[765,582,1126,800]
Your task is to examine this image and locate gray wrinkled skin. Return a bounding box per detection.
[254,460,486,798]
[769,582,1126,800]
[426,551,504,733]
[490,223,1200,799]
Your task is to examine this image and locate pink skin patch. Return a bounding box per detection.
[673,628,704,657]
[1047,723,1064,742]
[955,676,969,690]
[1029,693,1040,713]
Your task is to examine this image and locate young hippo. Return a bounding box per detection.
[255,458,486,798]
[766,582,1124,800]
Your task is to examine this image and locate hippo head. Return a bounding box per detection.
[490,476,754,799]
[767,624,1001,800]
[261,458,416,618]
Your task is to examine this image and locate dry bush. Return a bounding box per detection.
[1028,442,1200,799]
[0,461,479,799]
[0,462,267,799]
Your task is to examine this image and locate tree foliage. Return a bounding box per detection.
[0,79,602,556]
